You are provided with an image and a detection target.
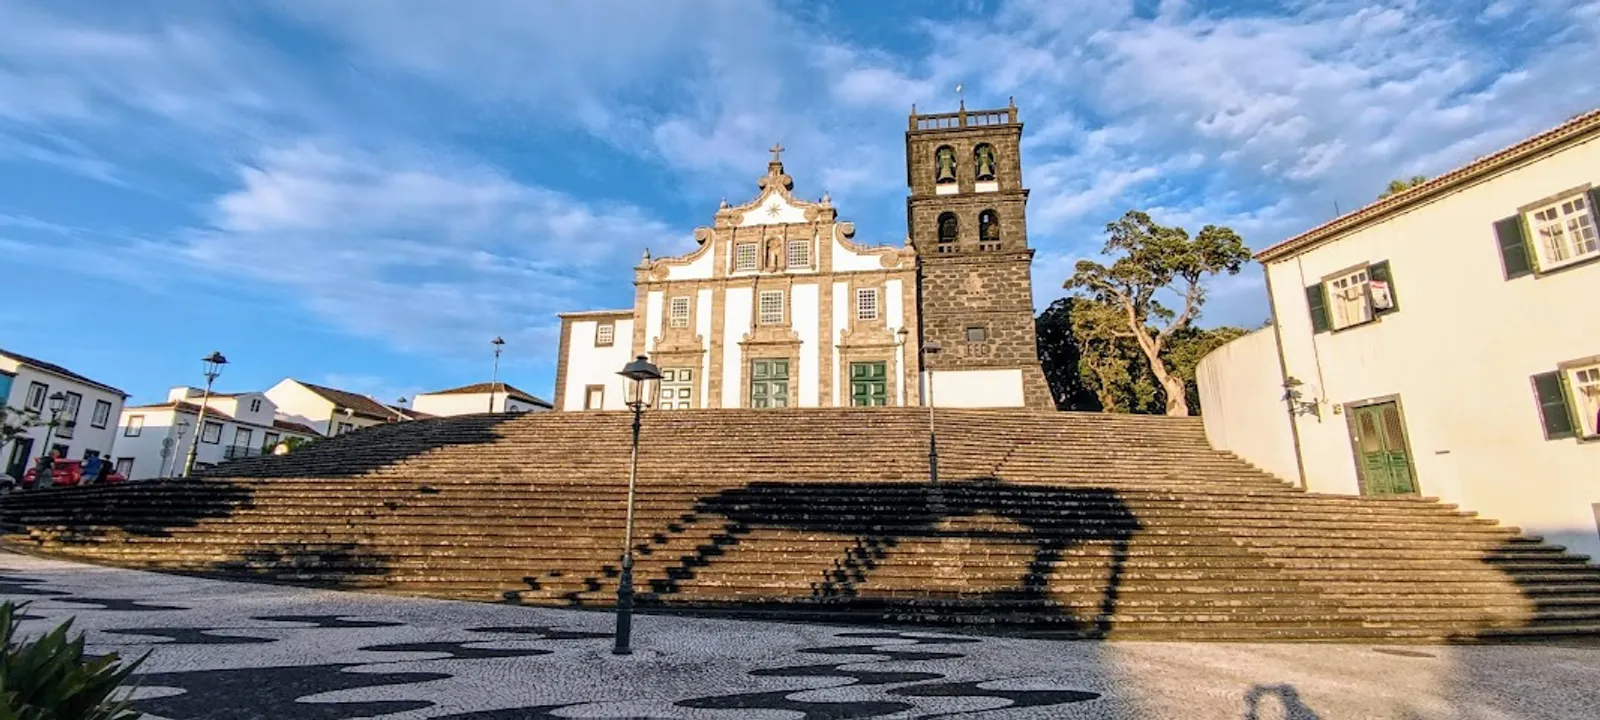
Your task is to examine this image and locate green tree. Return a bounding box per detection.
[1,407,40,474]
[1379,175,1428,199]
[1064,210,1252,416]
[277,436,317,454]
[1034,298,1101,411]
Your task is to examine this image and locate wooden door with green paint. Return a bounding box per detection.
[1351,401,1417,496]
[850,361,888,406]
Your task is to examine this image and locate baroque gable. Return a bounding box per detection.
[637,145,915,284]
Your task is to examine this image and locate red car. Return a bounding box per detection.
[21,459,127,489]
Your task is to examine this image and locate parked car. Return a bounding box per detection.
[21,460,126,489]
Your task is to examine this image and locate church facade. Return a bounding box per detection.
[554,103,1051,411]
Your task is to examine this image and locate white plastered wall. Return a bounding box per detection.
[562,319,636,411]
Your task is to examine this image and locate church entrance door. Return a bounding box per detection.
[750,359,790,408]
[850,362,888,406]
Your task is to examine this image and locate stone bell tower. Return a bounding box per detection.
[905,100,1051,408]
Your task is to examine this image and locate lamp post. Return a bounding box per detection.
[165,420,191,478]
[35,392,68,486]
[489,336,506,413]
[181,351,228,478]
[613,354,662,655]
[922,340,942,485]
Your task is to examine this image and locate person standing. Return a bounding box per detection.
[82,453,103,485]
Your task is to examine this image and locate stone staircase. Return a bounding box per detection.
[2,408,1597,642]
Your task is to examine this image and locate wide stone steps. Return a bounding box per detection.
[4,407,1597,642]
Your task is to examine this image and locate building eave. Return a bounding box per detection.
[1256,107,1600,264]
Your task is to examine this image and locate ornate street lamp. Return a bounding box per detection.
[35,392,68,486]
[181,351,228,478]
[922,340,942,485]
[613,354,662,655]
[489,336,506,413]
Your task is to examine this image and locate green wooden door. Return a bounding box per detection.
[1351,402,1416,495]
[850,362,888,406]
[750,359,789,408]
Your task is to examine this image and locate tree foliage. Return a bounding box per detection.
[1,602,145,719]
[1378,175,1428,199]
[1036,298,1247,415]
[1062,210,1252,415]
[0,408,40,473]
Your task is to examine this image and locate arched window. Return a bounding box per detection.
[973,143,997,181]
[934,146,957,184]
[978,210,1000,250]
[937,212,958,252]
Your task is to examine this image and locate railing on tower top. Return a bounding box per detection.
[910,106,1018,131]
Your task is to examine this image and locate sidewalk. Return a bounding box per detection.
[3,552,1598,719]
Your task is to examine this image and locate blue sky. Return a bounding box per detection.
[2,0,1597,406]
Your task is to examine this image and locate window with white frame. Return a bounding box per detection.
[249,398,262,413]
[855,288,879,321]
[24,382,46,412]
[335,421,355,435]
[1527,193,1599,270]
[735,242,759,271]
[56,392,81,438]
[90,400,112,428]
[124,415,144,437]
[669,296,691,328]
[758,290,785,325]
[595,322,615,347]
[1327,267,1373,330]
[787,239,810,269]
[1573,364,1600,438]
[201,421,223,444]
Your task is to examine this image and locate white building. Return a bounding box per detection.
[1198,108,1600,559]
[117,388,319,479]
[410,383,552,416]
[554,112,1054,411]
[264,379,403,436]
[1,348,128,479]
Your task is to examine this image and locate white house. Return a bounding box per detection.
[117,388,319,480]
[1,348,128,479]
[264,379,403,436]
[1198,107,1600,560]
[410,382,552,416]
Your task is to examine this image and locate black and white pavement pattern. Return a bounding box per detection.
[3,552,1599,719]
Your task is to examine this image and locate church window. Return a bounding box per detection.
[979,210,1001,251]
[669,297,691,328]
[855,288,879,321]
[584,385,605,411]
[937,212,958,253]
[934,145,957,184]
[759,290,785,325]
[735,242,759,272]
[595,322,615,346]
[787,239,810,269]
[974,143,997,181]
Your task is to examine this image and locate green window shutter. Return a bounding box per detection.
[1367,260,1398,315]
[1589,187,1600,223]
[1494,215,1533,280]
[1531,371,1577,440]
[1304,284,1330,334]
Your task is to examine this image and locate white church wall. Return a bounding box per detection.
[563,319,635,411]
[794,283,820,407]
[931,369,1025,407]
[885,278,907,404]
[667,246,716,281]
[1196,328,1299,485]
[831,227,886,273]
[831,281,849,406]
[697,288,714,403]
[644,292,664,351]
[722,287,753,408]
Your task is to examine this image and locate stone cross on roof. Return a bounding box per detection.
[769,143,784,162]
